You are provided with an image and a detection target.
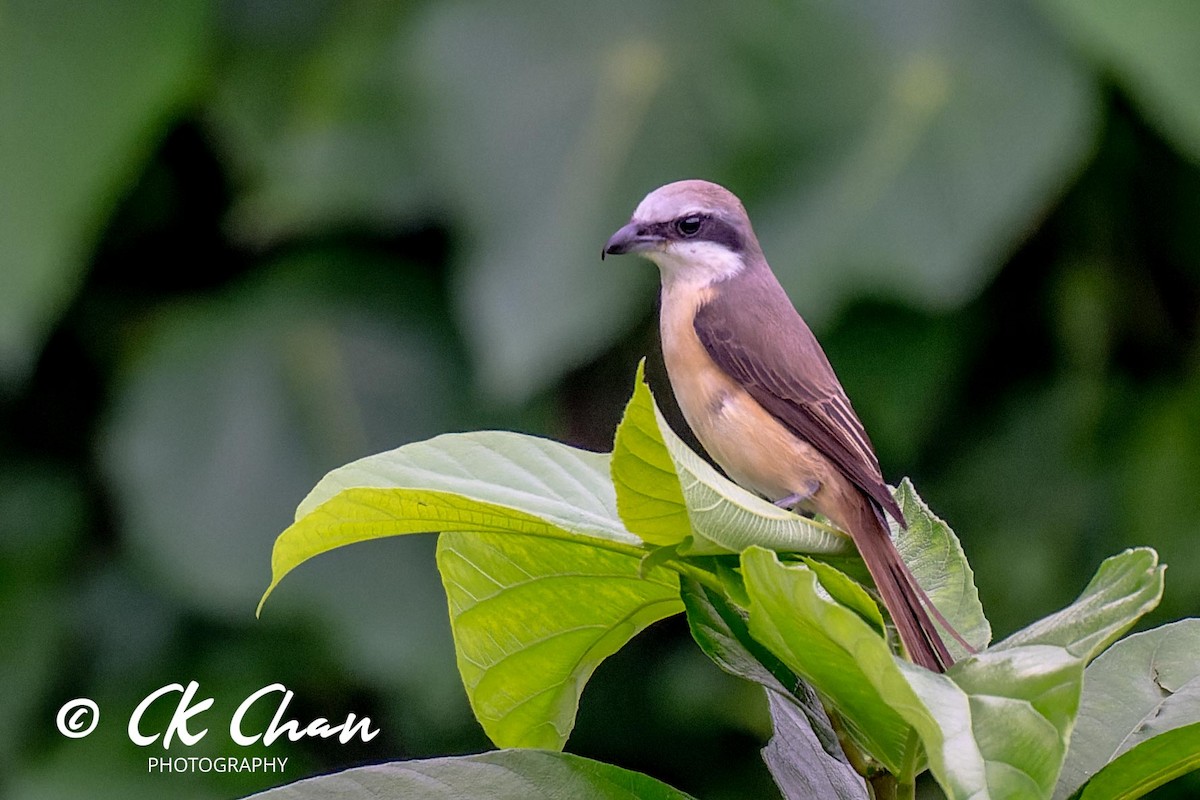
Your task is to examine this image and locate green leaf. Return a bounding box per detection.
[261,430,645,611]
[664,420,850,558]
[680,578,795,692]
[680,578,794,694]
[800,556,886,635]
[742,547,1165,797]
[742,547,915,775]
[292,432,632,542]
[437,531,682,750]
[996,548,1164,660]
[679,579,868,800]
[242,749,697,799]
[610,361,691,546]
[892,479,991,656]
[916,549,1164,798]
[0,0,209,381]
[1055,619,1200,800]
[899,646,1083,798]
[1077,722,1200,800]
[609,363,852,556]
[1037,0,1200,163]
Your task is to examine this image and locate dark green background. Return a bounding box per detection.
[2,1,1198,798]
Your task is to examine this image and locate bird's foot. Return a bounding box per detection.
[774,480,820,510]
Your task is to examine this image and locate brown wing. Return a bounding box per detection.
[693,272,906,526]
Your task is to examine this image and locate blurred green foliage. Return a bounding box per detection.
[1,0,1199,798]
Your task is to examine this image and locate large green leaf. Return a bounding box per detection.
[438,531,682,749]
[917,549,1164,798]
[1038,0,1200,163]
[0,0,208,381]
[742,547,1165,797]
[243,749,697,799]
[292,432,632,542]
[262,430,645,610]
[609,362,852,555]
[892,479,991,656]
[1055,619,1200,800]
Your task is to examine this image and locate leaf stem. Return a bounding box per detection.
[667,560,727,596]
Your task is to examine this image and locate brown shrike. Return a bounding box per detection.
[603,179,958,672]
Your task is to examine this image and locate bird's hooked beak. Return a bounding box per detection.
[602,222,662,260]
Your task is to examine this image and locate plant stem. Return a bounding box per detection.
[826,707,872,777]
[869,772,898,800]
[827,709,917,800]
[868,772,916,800]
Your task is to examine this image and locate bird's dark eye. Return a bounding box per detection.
[675,215,703,237]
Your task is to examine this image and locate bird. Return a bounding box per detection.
[602,179,961,672]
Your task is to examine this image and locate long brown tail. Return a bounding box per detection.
[845,496,955,672]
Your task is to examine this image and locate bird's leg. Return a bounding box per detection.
[774,479,820,510]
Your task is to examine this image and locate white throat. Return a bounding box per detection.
[646,241,747,293]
